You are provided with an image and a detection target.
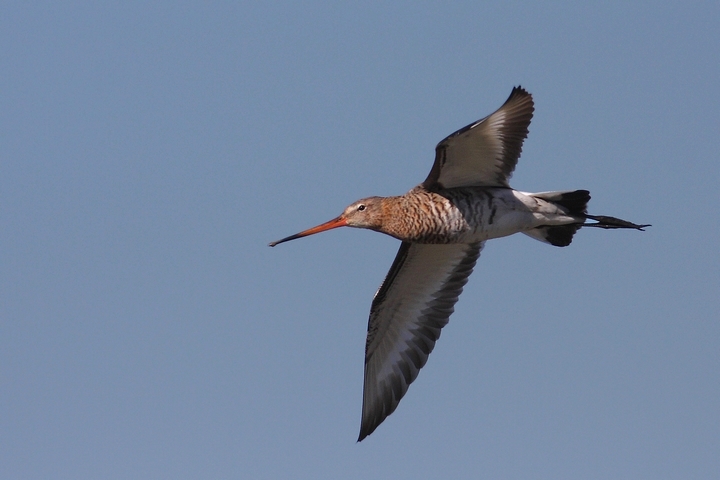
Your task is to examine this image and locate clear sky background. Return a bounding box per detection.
[2,2,719,479]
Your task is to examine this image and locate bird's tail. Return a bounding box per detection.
[523,189,650,247]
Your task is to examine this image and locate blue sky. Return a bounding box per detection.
[2,2,719,478]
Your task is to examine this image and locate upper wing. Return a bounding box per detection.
[358,241,484,441]
[423,86,534,189]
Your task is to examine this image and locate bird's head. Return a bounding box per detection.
[269,197,385,247]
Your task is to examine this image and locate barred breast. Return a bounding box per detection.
[379,186,531,244]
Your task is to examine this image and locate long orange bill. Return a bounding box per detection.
[268,216,348,247]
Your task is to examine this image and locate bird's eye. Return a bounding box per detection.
[357,204,366,211]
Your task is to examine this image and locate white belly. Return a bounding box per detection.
[445,188,578,243]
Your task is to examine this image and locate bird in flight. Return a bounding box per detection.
[269,87,649,441]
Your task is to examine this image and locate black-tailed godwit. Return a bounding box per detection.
[270,87,649,441]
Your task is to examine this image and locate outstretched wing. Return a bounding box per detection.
[423,86,534,190]
[358,241,484,441]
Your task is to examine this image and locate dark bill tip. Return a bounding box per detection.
[268,235,301,247]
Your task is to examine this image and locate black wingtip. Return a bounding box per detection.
[357,422,374,442]
[508,85,531,101]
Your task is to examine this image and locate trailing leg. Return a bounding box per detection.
[583,215,650,231]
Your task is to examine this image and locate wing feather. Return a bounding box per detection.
[358,241,484,441]
[423,86,534,189]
